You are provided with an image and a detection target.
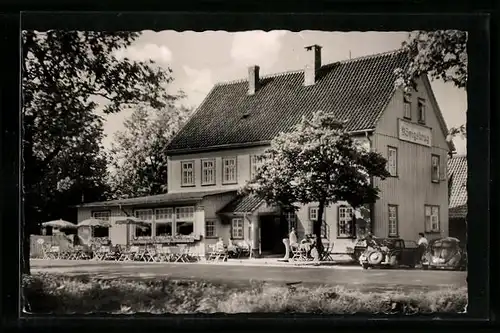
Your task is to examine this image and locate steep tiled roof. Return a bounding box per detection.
[167,50,410,153]
[76,190,236,208]
[218,194,264,214]
[447,155,467,219]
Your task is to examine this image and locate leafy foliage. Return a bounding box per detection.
[22,30,179,273]
[243,111,390,251]
[395,30,467,139]
[108,105,193,199]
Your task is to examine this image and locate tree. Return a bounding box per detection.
[22,30,179,274]
[108,104,192,199]
[395,30,467,139]
[243,111,390,254]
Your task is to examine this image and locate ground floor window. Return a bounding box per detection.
[135,225,152,237]
[231,218,244,239]
[93,226,109,238]
[338,206,354,238]
[388,205,399,237]
[425,205,440,232]
[156,222,173,236]
[205,220,216,238]
[176,221,194,235]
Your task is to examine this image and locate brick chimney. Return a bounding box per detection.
[304,44,322,86]
[248,65,260,95]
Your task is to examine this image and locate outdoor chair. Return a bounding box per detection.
[207,243,228,262]
[291,246,308,261]
[144,246,158,262]
[237,242,252,259]
[93,246,110,261]
[48,246,61,259]
[320,243,335,262]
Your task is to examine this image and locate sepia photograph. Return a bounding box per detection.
[21,28,469,315]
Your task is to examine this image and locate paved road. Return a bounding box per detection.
[31,260,466,292]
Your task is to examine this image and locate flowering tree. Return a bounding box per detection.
[395,30,467,140]
[243,111,390,254]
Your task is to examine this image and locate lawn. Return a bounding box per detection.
[22,273,467,314]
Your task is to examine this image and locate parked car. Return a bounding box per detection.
[421,237,467,271]
[359,238,419,269]
[350,239,369,261]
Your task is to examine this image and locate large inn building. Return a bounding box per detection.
[77,45,454,257]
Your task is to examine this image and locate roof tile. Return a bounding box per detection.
[447,156,467,219]
[167,50,409,152]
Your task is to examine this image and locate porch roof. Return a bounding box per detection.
[76,190,237,208]
[217,194,264,214]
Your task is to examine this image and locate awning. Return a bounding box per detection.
[218,194,264,214]
[75,190,237,208]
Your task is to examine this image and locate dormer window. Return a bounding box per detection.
[418,98,426,124]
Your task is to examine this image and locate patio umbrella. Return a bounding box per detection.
[41,219,77,229]
[77,218,112,228]
[115,216,151,228]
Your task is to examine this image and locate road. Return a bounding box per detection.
[31,260,467,292]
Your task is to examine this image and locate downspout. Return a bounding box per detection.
[365,131,375,235]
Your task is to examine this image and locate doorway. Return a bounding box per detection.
[260,215,288,255]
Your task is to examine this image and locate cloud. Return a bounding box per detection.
[114,43,173,63]
[230,30,287,70]
[182,65,214,107]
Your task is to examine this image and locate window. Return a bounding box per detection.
[222,157,237,184]
[418,98,426,123]
[181,161,195,187]
[388,205,398,237]
[205,220,216,238]
[425,205,440,233]
[285,211,297,231]
[201,159,215,185]
[155,208,173,236]
[135,209,153,237]
[250,154,265,179]
[403,94,412,119]
[176,206,194,235]
[338,206,354,238]
[92,211,110,221]
[387,147,398,177]
[431,154,440,183]
[231,218,244,239]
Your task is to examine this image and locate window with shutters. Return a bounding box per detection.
[425,205,440,233]
[388,205,398,237]
[431,154,440,183]
[387,146,398,177]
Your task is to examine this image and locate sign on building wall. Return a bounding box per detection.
[398,119,432,147]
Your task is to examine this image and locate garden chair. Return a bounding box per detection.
[117,245,133,262]
[169,246,185,262]
[41,243,52,260]
[144,246,158,262]
[210,243,228,262]
[48,246,61,259]
[291,246,307,262]
[320,243,335,262]
[236,242,251,258]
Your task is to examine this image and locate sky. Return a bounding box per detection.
[102,31,467,155]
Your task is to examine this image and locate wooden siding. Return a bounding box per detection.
[372,78,450,241]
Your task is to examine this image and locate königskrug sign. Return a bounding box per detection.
[398,119,432,147]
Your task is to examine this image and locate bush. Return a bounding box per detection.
[22,273,467,314]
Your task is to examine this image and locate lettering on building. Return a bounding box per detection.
[398,119,432,147]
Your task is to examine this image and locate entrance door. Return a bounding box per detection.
[260,215,288,254]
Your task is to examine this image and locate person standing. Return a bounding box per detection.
[417,232,428,264]
[289,228,298,250]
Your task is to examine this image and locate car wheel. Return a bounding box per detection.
[362,263,369,270]
[367,250,384,265]
[422,265,428,270]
